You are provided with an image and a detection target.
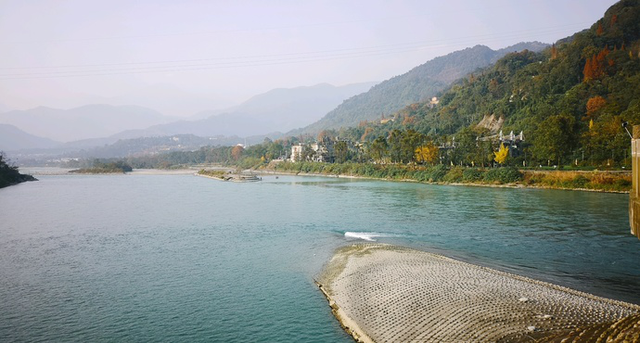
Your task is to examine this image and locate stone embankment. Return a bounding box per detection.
[317,244,640,342]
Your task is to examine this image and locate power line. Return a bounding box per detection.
[0,3,576,45]
[0,23,586,80]
[0,21,586,71]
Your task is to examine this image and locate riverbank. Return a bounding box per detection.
[21,168,198,176]
[257,162,631,193]
[0,156,37,189]
[317,244,640,342]
[0,171,36,189]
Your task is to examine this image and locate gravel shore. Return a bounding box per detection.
[317,244,640,342]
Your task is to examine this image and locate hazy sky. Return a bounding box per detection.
[0,0,617,116]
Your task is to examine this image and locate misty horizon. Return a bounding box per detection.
[0,1,616,117]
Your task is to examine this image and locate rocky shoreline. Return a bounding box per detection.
[0,173,37,189]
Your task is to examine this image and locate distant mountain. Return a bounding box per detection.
[40,134,271,160]
[70,134,217,159]
[60,127,171,150]
[0,124,60,151]
[298,42,548,134]
[107,84,237,118]
[149,82,377,137]
[0,104,175,142]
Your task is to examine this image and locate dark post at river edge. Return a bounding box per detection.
[630,125,640,240]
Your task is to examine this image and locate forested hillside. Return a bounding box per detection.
[299,42,547,134]
[333,0,640,167]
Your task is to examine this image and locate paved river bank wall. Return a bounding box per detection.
[317,244,640,342]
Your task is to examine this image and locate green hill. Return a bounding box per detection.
[298,42,547,134]
[346,0,640,167]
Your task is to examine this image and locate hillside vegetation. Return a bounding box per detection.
[299,42,547,134]
[333,0,640,168]
[0,153,36,188]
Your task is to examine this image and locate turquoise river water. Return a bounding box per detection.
[1,173,639,342]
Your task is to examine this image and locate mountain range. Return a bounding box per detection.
[0,82,376,152]
[0,124,60,151]
[139,82,377,138]
[0,40,559,158]
[0,104,175,142]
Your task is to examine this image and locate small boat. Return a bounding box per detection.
[237,174,262,182]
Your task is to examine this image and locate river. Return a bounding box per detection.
[1,173,639,342]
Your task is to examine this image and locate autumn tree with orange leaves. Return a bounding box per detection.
[585,96,607,119]
[550,44,558,60]
[583,47,610,82]
[231,145,244,160]
[596,22,604,36]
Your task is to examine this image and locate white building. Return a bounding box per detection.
[291,144,304,162]
[290,142,330,162]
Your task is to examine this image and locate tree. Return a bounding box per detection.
[414,142,439,165]
[454,127,482,166]
[387,129,404,163]
[550,43,558,60]
[402,130,426,163]
[586,96,606,119]
[265,140,285,160]
[368,136,388,163]
[360,127,374,142]
[402,114,416,125]
[531,114,576,166]
[494,144,509,164]
[583,56,596,82]
[231,145,244,161]
[317,130,334,143]
[334,141,349,163]
[583,115,628,166]
[302,144,316,162]
[596,22,604,36]
[583,47,610,82]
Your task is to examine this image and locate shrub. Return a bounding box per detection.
[614,178,631,189]
[572,174,589,188]
[443,167,464,183]
[425,164,448,182]
[483,167,523,183]
[462,168,483,182]
[238,157,262,169]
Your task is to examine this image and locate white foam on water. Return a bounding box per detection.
[344,232,386,241]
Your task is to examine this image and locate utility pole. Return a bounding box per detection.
[628,124,640,239]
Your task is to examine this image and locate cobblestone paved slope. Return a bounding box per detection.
[317,244,640,342]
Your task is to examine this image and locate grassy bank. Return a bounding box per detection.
[69,161,133,174]
[261,161,631,193]
[197,169,227,179]
[522,170,631,192]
